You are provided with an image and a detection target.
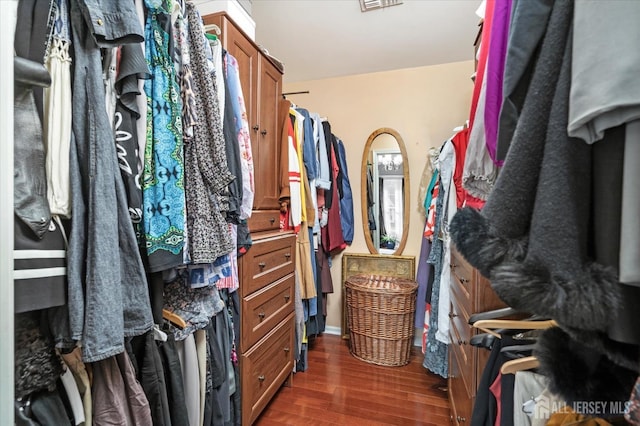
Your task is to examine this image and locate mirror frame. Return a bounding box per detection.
[360,127,410,256]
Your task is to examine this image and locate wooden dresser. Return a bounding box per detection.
[239,230,295,425]
[202,13,294,425]
[448,245,506,425]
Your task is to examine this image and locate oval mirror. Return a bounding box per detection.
[361,128,410,256]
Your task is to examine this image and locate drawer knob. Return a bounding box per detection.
[284,294,290,302]
[258,262,266,269]
[270,217,276,224]
[460,278,469,284]
[252,125,259,132]
[448,312,458,319]
[283,347,290,353]
[258,312,265,320]
[457,416,466,423]
[458,339,467,346]
[258,375,265,382]
[284,253,291,259]
[261,129,267,136]
[450,263,457,268]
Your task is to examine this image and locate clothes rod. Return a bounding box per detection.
[282,91,310,98]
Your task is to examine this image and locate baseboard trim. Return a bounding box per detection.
[323,325,342,336]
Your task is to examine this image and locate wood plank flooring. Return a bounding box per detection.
[255,334,450,425]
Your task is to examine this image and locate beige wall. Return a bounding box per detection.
[284,60,474,331]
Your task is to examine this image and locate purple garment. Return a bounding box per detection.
[414,227,433,329]
[484,0,513,166]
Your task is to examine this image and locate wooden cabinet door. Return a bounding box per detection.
[223,19,259,136]
[254,56,282,210]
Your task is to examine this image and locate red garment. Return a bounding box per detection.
[469,0,496,129]
[424,181,440,238]
[451,128,470,209]
[321,141,346,254]
[490,372,503,426]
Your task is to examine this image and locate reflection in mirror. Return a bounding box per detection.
[361,128,410,256]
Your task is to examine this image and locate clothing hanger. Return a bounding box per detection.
[472,319,557,338]
[500,355,540,374]
[162,308,187,329]
[203,23,221,35]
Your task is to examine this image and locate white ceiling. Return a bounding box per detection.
[250,0,482,83]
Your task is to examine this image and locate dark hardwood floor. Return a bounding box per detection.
[255,334,450,425]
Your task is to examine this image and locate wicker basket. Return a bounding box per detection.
[345,274,418,366]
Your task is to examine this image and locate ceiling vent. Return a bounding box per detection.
[359,0,403,12]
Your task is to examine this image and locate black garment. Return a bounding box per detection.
[15,0,52,121]
[499,372,515,426]
[113,43,149,243]
[158,332,190,426]
[321,121,334,209]
[471,335,535,426]
[203,316,225,426]
[13,0,55,240]
[496,0,554,161]
[228,290,242,424]
[127,331,172,426]
[30,388,72,426]
[15,312,63,400]
[366,165,376,231]
[14,216,67,313]
[236,220,252,256]
[589,127,640,346]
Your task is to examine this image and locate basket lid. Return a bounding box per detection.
[345,274,417,294]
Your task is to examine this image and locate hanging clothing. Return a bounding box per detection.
[452,1,640,408]
[175,333,199,426]
[182,3,235,263]
[92,351,152,426]
[321,134,346,254]
[126,331,172,426]
[463,67,498,202]
[422,184,448,378]
[311,113,331,191]
[295,222,317,300]
[65,0,153,362]
[43,0,72,218]
[336,139,354,245]
[142,0,187,271]
[414,228,433,330]
[163,274,226,342]
[279,99,301,232]
[483,0,512,165]
[496,0,553,162]
[434,138,456,345]
[221,50,243,223]
[226,53,255,220]
[568,1,640,144]
[114,42,149,243]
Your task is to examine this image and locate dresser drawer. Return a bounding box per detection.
[449,348,473,426]
[241,273,294,350]
[241,233,295,296]
[450,246,474,304]
[449,305,474,398]
[242,314,294,425]
[247,210,280,233]
[450,269,472,320]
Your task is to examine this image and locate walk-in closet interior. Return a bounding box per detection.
[5,0,640,425]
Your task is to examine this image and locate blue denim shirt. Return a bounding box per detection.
[60,0,153,362]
